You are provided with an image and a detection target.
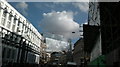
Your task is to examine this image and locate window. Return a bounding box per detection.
[10,34,14,41]
[7,48,11,58]
[25,26,28,33]
[8,15,12,21]
[17,27,20,32]
[7,21,11,28]
[2,32,5,38]
[2,12,6,17]
[13,19,16,24]
[11,49,15,59]
[0,32,2,37]
[18,21,20,26]
[1,12,6,26]
[2,47,6,58]
[1,18,5,26]
[12,25,15,32]
[15,36,21,43]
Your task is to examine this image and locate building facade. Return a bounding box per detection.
[100,2,120,66]
[84,2,120,66]
[73,38,84,65]
[40,40,48,64]
[49,52,64,65]
[84,2,105,66]
[43,33,69,52]
[73,38,89,66]
[0,0,43,65]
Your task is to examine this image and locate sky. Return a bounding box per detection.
[9,2,89,45]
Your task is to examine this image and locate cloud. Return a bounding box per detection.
[16,2,28,16]
[72,2,89,13]
[40,11,81,39]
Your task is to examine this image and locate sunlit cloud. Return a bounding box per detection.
[40,11,81,39]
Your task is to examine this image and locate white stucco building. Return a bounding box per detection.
[0,0,43,65]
